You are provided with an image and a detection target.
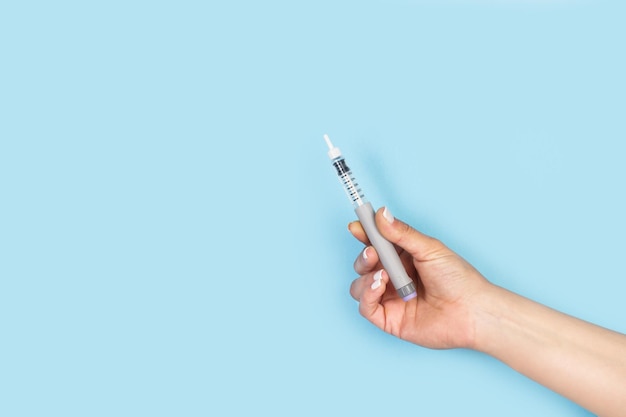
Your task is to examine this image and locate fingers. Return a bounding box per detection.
[353,244,416,283]
[375,207,448,261]
[349,219,405,256]
[353,246,379,275]
[350,268,385,302]
[348,221,371,246]
[350,269,388,329]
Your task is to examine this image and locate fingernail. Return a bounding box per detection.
[373,269,383,282]
[382,207,395,224]
[362,247,369,261]
[371,279,381,290]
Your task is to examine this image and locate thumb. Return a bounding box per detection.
[375,207,447,261]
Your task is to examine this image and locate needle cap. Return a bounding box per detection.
[323,134,342,159]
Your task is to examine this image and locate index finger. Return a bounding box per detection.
[348,221,371,246]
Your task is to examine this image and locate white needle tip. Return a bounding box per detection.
[323,134,333,150]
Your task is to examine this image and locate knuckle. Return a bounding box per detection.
[394,221,414,246]
[424,237,449,259]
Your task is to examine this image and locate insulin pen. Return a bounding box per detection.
[324,134,417,301]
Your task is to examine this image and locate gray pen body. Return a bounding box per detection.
[355,202,416,299]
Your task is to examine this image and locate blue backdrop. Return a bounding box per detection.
[1,1,624,416]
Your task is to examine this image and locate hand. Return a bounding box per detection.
[349,207,489,349]
[349,207,626,416]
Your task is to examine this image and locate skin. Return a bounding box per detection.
[348,207,626,417]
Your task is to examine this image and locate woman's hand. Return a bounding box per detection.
[348,207,626,416]
[348,207,489,349]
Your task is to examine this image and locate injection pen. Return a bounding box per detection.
[324,134,417,301]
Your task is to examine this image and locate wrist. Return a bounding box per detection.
[466,282,513,353]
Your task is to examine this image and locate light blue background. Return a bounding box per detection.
[1,1,624,416]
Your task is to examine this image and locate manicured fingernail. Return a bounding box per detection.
[382,207,394,224]
[373,269,383,282]
[371,279,381,290]
[362,247,369,261]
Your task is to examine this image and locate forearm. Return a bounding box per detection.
[473,284,626,417]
